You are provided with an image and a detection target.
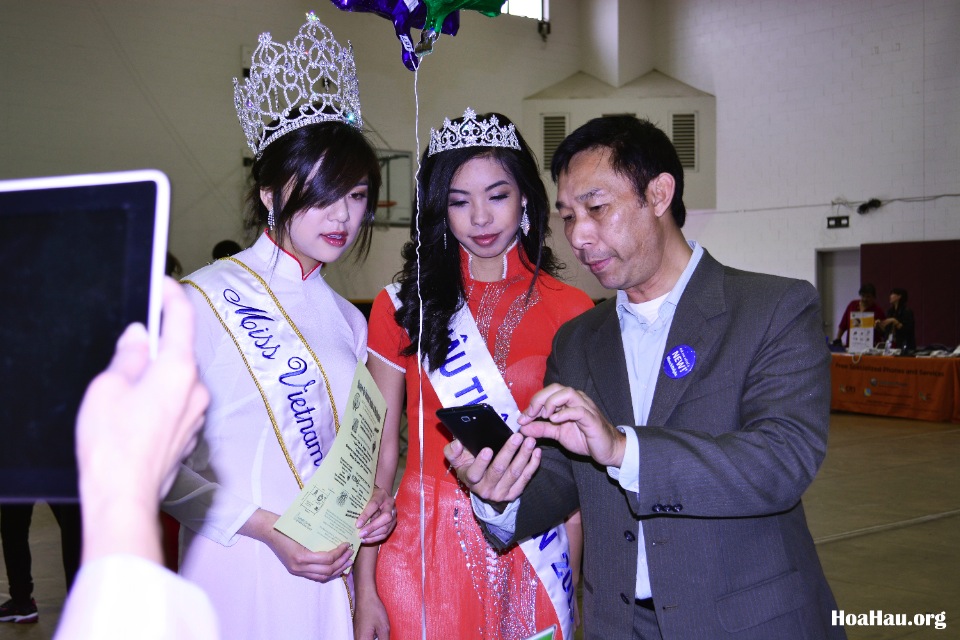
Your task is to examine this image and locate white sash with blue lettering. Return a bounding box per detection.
[185,259,338,487]
[386,283,575,638]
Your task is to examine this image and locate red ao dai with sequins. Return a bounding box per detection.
[368,246,594,640]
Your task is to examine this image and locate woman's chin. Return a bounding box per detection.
[464,237,516,260]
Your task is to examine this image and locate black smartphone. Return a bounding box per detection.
[436,403,516,457]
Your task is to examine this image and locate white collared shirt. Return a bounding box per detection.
[608,241,703,598]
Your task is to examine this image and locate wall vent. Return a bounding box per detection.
[672,112,697,170]
[541,114,568,171]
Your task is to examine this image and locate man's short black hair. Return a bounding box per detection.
[859,283,877,296]
[551,115,687,228]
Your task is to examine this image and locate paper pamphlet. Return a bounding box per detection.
[849,311,875,353]
[274,361,386,564]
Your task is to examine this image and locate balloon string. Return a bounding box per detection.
[413,64,427,640]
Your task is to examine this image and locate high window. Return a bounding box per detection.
[503,0,545,21]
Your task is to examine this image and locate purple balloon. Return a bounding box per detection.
[330,0,393,22]
[400,1,459,70]
[331,0,459,71]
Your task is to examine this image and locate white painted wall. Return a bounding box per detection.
[655,0,960,283]
[0,0,582,297]
[618,0,656,85]
[2,0,958,300]
[523,86,717,300]
[579,0,620,87]
[817,248,861,338]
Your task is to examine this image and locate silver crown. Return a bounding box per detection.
[234,12,362,157]
[428,108,521,157]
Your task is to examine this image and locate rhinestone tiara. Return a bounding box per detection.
[234,12,362,158]
[427,108,521,157]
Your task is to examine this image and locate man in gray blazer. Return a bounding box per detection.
[446,116,845,639]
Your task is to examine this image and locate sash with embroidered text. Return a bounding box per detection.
[386,283,574,639]
[185,258,341,487]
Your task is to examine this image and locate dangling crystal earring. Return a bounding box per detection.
[520,201,531,236]
[443,218,448,250]
[267,207,276,231]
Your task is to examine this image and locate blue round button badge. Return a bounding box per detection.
[663,344,696,379]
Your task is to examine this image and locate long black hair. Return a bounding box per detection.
[394,112,563,371]
[245,121,382,261]
[890,287,909,309]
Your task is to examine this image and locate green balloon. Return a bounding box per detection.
[422,0,505,36]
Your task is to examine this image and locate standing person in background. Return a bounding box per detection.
[355,109,593,640]
[879,288,915,351]
[0,503,80,624]
[834,283,885,347]
[448,115,844,639]
[161,14,394,639]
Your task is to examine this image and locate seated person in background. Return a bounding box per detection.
[834,283,885,347]
[56,279,219,639]
[879,287,915,351]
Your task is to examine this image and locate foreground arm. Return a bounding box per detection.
[75,279,209,565]
[56,556,219,640]
[58,278,218,639]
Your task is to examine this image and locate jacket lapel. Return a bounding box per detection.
[586,301,636,427]
[647,251,727,427]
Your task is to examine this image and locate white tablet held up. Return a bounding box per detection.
[0,169,170,501]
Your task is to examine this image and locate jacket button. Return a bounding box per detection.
[620,593,630,605]
[674,503,683,512]
[624,530,636,542]
[652,504,663,512]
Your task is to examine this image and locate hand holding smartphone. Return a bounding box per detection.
[436,404,516,457]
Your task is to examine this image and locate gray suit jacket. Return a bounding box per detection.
[497,251,845,640]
